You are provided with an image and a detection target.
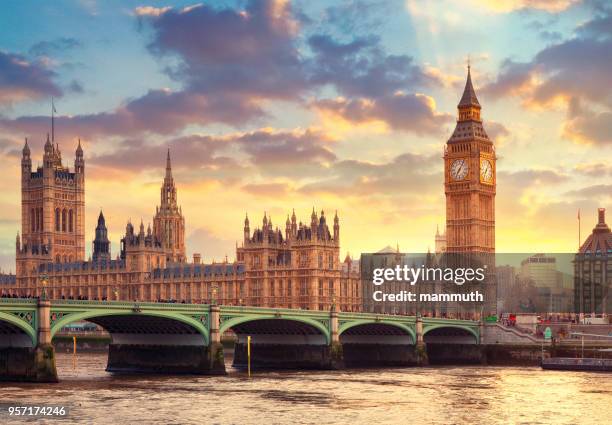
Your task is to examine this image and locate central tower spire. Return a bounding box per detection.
[165,148,172,179]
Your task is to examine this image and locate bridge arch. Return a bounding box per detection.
[423,324,479,344]
[0,311,37,347]
[220,315,330,344]
[338,320,415,344]
[50,310,209,345]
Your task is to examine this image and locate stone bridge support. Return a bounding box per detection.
[35,299,58,382]
[329,304,344,369]
[415,315,428,366]
[0,299,58,383]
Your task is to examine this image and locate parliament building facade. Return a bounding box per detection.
[10,137,361,311]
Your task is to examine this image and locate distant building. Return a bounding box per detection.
[434,225,446,254]
[574,208,611,316]
[360,246,409,314]
[0,273,15,286]
[495,265,516,313]
[519,254,572,313]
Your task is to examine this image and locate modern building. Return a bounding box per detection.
[495,265,516,313]
[518,254,572,313]
[574,208,611,316]
[8,136,361,311]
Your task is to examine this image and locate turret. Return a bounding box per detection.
[16,232,20,252]
[43,133,54,168]
[75,139,84,174]
[285,214,291,240]
[244,213,250,242]
[93,210,110,262]
[291,208,297,235]
[333,211,339,241]
[21,139,31,176]
[311,207,318,239]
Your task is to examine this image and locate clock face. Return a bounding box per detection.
[480,159,493,184]
[450,159,468,180]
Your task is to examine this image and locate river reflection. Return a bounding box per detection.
[1,352,610,424]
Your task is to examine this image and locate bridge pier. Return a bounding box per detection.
[415,315,428,366]
[329,305,344,369]
[0,299,58,383]
[207,304,227,375]
[34,299,58,382]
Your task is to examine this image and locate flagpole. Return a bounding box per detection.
[578,208,581,250]
[51,97,55,143]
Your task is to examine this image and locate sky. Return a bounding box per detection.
[0,0,611,272]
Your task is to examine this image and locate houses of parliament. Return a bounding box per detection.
[8,133,361,311]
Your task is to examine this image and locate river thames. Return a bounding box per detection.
[1,352,610,424]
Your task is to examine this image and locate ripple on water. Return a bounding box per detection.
[0,353,610,425]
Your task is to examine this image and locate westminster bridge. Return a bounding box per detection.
[0,298,481,382]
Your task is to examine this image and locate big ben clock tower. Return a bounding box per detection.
[444,65,496,253]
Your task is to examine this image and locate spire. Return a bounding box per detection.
[165,148,172,178]
[458,64,480,108]
[44,133,53,153]
[76,138,83,156]
[97,210,105,226]
[22,138,30,156]
[51,97,58,143]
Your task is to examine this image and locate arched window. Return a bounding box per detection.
[55,209,60,231]
[62,255,67,263]
[31,209,35,231]
[56,255,60,263]
[62,209,67,232]
[68,210,73,232]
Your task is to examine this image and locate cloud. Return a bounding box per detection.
[307,34,441,98]
[142,1,305,100]
[29,37,82,57]
[0,89,264,139]
[134,6,172,17]
[89,128,335,182]
[185,227,236,261]
[562,98,612,145]
[574,162,612,177]
[298,152,441,198]
[564,184,612,199]
[483,4,612,144]
[241,182,292,197]
[0,51,62,104]
[313,94,452,135]
[469,0,581,13]
[498,169,569,187]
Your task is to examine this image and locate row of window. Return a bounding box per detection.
[55,208,74,232]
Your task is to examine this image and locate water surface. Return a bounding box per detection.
[1,353,609,424]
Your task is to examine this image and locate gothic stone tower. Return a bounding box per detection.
[153,149,186,263]
[92,210,111,262]
[17,136,85,275]
[444,66,496,253]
